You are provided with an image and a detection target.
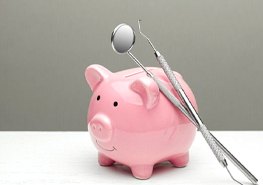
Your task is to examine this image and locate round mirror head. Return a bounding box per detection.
[111,23,135,54]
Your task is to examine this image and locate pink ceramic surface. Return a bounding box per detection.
[85,64,198,179]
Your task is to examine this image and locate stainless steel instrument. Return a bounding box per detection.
[111,22,258,185]
[137,20,258,185]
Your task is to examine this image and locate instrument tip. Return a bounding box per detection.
[137,20,157,52]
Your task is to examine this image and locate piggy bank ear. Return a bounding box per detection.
[85,64,111,91]
[130,77,160,109]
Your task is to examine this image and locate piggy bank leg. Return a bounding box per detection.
[98,153,115,166]
[131,165,153,179]
[169,152,189,168]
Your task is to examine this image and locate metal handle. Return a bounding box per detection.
[156,52,227,165]
[155,52,258,184]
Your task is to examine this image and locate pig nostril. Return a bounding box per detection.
[99,127,102,132]
[92,125,96,130]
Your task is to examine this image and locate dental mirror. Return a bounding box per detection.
[111,23,135,54]
[111,24,151,75]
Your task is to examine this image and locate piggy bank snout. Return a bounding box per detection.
[89,114,112,142]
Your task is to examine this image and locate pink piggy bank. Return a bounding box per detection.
[85,64,197,179]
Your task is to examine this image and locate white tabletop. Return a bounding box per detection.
[0,131,262,185]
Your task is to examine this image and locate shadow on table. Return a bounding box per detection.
[107,161,180,179]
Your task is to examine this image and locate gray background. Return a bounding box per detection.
[0,0,262,131]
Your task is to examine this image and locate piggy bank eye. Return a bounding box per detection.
[113,101,118,107]
[97,95,100,101]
